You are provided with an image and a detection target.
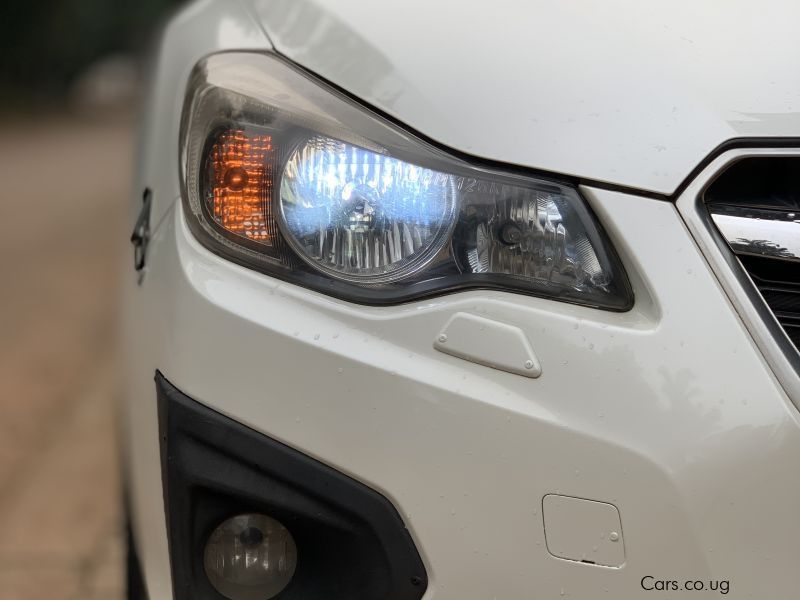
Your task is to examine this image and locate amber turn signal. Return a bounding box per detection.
[205,129,275,244]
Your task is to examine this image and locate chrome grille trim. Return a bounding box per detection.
[677,149,800,409]
[708,205,800,263]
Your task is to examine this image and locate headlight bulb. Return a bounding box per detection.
[203,513,297,600]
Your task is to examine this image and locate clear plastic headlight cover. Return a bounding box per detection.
[181,53,633,310]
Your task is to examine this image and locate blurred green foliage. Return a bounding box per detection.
[0,0,183,108]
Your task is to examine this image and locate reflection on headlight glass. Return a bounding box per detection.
[280,137,457,282]
[183,53,632,309]
[280,136,606,292]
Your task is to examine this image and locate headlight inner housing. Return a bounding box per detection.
[181,52,633,310]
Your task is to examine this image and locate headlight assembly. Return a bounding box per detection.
[181,53,632,309]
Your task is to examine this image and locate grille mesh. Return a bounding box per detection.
[705,157,799,353]
[739,255,800,350]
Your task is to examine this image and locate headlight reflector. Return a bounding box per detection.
[280,135,457,283]
[182,53,632,310]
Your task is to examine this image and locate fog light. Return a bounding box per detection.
[203,513,297,600]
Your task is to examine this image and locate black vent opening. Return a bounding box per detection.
[739,254,800,349]
[706,157,800,211]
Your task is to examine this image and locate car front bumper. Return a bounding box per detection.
[121,185,800,599]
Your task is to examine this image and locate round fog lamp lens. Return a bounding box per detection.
[203,513,297,600]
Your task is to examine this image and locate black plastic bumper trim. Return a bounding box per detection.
[156,371,428,600]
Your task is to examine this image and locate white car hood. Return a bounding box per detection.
[250,0,800,196]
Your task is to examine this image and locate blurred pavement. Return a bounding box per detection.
[0,115,132,600]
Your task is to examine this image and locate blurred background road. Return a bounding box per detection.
[0,116,131,600]
[0,2,183,598]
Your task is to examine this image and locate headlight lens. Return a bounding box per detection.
[280,136,458,283]
[182,53,632,310]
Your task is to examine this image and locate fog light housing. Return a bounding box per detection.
[203,513,297,600]
[159,372,428,599]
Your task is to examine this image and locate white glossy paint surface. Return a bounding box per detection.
[542,494,625,568]
[123,188,800,598]
[122,2,800,598]
[251,0,800,194]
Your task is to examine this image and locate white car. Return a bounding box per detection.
[122,1,800,599]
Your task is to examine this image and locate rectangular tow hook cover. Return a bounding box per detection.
[543,494,625,568]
